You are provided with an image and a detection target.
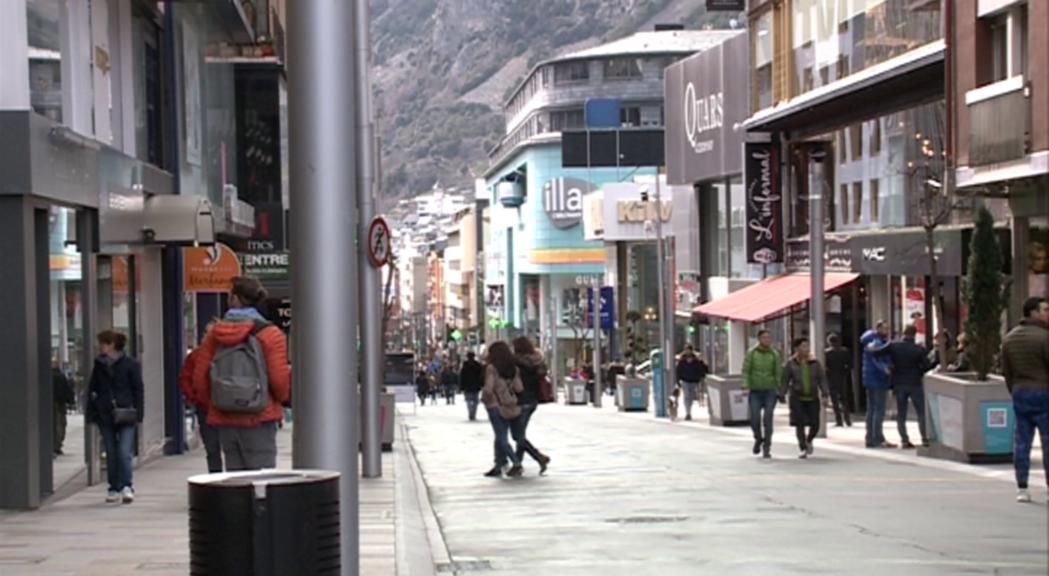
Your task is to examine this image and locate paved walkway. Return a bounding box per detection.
[403,400,1049,576]
[0,425,398,576]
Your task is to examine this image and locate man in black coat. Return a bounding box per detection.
[824,334,853,427]
[888,324,931,448]
[459,352,484,421]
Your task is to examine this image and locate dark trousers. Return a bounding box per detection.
[464,391,480,420]
[1013,389,1049,489]
[53,404,68,453]
[444,387,456,404]
[829,382,851,426]
[793,399,821,450]
[511,404,544,464]
[218,423,278,471]
[197,407,223,473]
[895,386,928,444]
[100,422,135,492]
[865,388,889,446]
[748,390,778,451]
[487,407,519,468]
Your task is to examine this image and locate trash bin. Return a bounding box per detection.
[189,470,341,576]
[616,375,650,411]
[564,377,588,405]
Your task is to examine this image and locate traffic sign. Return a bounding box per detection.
[367,216,392,268]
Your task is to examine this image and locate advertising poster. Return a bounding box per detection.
[744,142,782,263]
[905,288,926,345]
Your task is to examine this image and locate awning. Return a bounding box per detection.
[693,272,859,323]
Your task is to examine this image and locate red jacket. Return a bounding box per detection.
[178,348,204,408]
[192,320,291,428]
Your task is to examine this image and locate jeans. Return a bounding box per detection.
[464,392,480,421]
[748,390,778,451]
[1013,389,1049,489]
[866,388,889,446]
[445,387,456,405]
[895,386,927,445]
[511,404,544,464]
[218,422,278,471]
[486,407,519,468]
[681,381,701,416]
[100,422,135,492]
[197,407,223,473]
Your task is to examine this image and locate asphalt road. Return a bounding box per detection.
[404,401,1049,576]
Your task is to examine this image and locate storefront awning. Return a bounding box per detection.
[693,272,859,323]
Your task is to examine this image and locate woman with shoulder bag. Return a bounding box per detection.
[481,342,524,478]
[86,330,143,504]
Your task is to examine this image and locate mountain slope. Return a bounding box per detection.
[371,0,739,206]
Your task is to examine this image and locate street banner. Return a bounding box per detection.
[744,142,782,264]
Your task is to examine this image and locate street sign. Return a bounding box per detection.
[451,329,463,342]
[367,216,391,268]
[586,286,615,330]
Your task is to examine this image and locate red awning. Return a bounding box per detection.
[693,272,859,323]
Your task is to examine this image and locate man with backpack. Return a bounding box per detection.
[192,277,291,471]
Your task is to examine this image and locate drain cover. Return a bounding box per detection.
[437,560,494,573]
[606,515,689,524]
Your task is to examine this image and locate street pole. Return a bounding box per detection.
[354,0,382,479]
[287,1,360,574]
[653,170,672,418]
[592,279,602,408]
[809,150,828,439]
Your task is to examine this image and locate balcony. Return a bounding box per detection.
[967,76,1029,167]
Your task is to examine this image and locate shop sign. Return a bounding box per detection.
[239,251,290,281]
[542,177,588,229]
[850,230,963,277]
[616,200,672,223]
[706,0,745,10]
[744,142,782,264]
[785,237,853,272]
[183,243,242,293]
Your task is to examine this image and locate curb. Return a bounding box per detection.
[395,415,451,576]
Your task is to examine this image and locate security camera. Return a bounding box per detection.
[142,228,156,243]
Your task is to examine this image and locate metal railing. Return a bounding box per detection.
[968,78,1029,166]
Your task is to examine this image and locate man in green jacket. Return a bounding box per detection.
[742,330,783,458]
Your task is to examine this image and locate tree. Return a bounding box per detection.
[962,207,1005,381]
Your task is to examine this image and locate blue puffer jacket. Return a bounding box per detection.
[860,330,893,389]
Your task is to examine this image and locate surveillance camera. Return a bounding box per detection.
[142,228,156,243]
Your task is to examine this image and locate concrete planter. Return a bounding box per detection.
[920,372,1013,464]
[706,374,749,426]
[564,377,589,405]
[615,376,650,412]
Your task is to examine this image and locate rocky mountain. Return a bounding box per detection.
[371,0,739,207]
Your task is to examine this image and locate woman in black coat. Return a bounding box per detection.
[87,330,143,504]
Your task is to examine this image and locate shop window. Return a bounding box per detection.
[870,179,880,223]
[554,61,589,84]
[840,184,850,224]
[603,58,642,80]
[853,182,863,223]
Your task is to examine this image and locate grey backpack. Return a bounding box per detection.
[210,322,270,414]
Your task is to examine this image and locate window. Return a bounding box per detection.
[620,106,641,127]
[989,14,1008,83]
[541,66,552,87]
[839,131,847,164]
[849,124,863,161]
[853,182,863,223]
[870,179,880,223]
[549,108,584,131]
[752,10,773,112]
[603,58,642,80]
[840,184,850,224]
[27,0,64,122]
[554,61,589,84]
[869,119,881,155]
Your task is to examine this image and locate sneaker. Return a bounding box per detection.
[538,454,551,476]
[798,451,808,459]
[752,439,762,455]
[901,441,916,449]
[1016,489,1032,503]
[483,466,503,478]
[882,442,898,449]
[106,491,120,503]
[121,487,135,504]
[507,466,524,478]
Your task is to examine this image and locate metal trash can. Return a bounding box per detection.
[616,376,650,411]
[564,377,588,405]
[189,470,341,576]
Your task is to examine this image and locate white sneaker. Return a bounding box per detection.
[1016,489,1032,503]
[121,487,135,504]
[106,491,120,503]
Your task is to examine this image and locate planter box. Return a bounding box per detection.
[706,374,749,426]
[564,377,589,405]
[615,376,650,412]
[921,372,1013,464]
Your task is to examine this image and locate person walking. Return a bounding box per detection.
[511,337,552,474]
[192,276,291,472]
[481,342,523,478]
[781,338,829,459]
[824,334,853,427]
[675,345,709,421]
[1001,297,1049,503]
[861,321,896,449]
[888,325,931,449]
[415,368,430,405]
[86,330,143,504]
[441,362,459,405]
[428,366,440,405]
[52,359,75,456]
[459,352,484,421]
[742,330,782,458]
[179,338,223,473]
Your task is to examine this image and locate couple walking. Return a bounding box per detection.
[482,337,551,478]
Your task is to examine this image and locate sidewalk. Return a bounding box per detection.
[0,424,399,576]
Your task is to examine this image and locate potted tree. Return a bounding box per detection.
[922,207,1013,463]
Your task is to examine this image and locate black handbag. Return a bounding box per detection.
[112,400,138,426]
